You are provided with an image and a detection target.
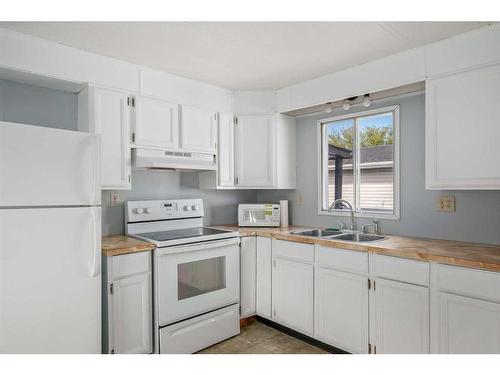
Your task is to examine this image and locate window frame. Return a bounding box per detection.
[317,104,400,220]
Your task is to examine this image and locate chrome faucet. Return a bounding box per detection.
[329,199,356,231]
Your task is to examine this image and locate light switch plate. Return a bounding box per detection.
[297,195,304,205]
[438,196,455,212]
[110,192,121,207]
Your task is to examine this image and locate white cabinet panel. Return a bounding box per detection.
[438,292,500,354]
[272,256,314,336]
[315,268,369,353]
[82,87,131,190]
[132,96,178,149]
[235,114,276,188]
[217,113,235,188]
[426,64,500,189]
[373,278,429,354]
[240,237,256,318]
[179,105,216,154]
[256,236,272,318]
[111,273,152,354]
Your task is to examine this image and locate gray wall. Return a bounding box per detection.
[102,170,257,235]
[258,92,500,245]
[0,79,78,130]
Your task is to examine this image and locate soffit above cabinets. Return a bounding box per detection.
[0,22,491,90]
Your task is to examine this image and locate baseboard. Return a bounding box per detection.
[239,315,256,328]
[256,316,350,354]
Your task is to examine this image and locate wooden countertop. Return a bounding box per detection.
[102,235,155,257]
[213,225,500,272]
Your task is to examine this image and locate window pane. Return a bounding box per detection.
[357,112,394,212]
[325,118,355,210]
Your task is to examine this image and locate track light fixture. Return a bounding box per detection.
[363,93,371,107]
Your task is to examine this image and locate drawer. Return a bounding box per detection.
[316,245,368,275]
[159,304,240,354]
[437,264,500,303]
[111,251,151,280]
[372,254,429,286]
[272,239,314,263]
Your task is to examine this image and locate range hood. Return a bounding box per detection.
[132,148,216,171]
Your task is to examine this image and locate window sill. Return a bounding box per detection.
[318,210,400,221]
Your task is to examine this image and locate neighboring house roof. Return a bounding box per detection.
[329,144,393,168]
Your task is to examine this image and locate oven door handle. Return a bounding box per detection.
[157,237,240,256]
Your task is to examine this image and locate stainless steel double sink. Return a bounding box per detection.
[290,229,386,242]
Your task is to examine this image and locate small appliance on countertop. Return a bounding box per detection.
[125,198,240,354]
[238,203,281,227]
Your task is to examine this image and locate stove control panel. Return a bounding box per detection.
[125,199,204,223]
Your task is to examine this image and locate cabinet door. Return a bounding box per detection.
[111,273,152,354]
[256,237,272,318]
[315,268,369,353]
[240,237,256,318]
[426,64,500,189]
[272,257,314,336]
[373,278,429,354]
[235,114,276,188]
[217,113,235,188]
[179,105,217,153]
[438,292,500,353]
[132,96,178,149]
[90,87,131,189]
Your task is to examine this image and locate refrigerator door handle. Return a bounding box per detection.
[91,136,101,205]
[89,207,101,277]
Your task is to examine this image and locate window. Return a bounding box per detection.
[318,105,399,219]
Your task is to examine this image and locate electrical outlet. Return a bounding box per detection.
[297,195,304,205]
[438,196,455,212]
[110,192,121,207]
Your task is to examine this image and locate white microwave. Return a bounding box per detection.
[238,204,280,227]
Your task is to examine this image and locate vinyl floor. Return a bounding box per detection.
[198,320,329,354]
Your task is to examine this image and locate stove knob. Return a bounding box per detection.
[183,205,191,211]
[191,205,198,211]
[145,207,152,214]
[135,208,144,214]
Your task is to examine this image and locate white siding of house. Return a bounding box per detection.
[328,169,393,211]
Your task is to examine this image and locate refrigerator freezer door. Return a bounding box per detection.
[0,121,101,206]
[0,207,101,353]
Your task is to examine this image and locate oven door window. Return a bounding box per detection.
[177,256,226,300]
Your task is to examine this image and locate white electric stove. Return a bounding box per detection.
[125,199,241,354]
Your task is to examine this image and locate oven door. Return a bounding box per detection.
[156,237,240,326]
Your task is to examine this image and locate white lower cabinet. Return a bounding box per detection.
[372,278,429,354]
[240,236,256,318]
[434,264,500,353]
[272,240,314,336]
[103,251,153,354]
[111,273,152,354]
[256,236,272,318]
[438,292,500,353]
[315,267,369,353]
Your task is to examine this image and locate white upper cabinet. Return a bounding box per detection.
[131,95,179,150]
[426,63,500,189]
[235,114,276,188]
[234,114,296,189]
[179,105,217,154]
[78,86,131,190]
[217,113,235,188]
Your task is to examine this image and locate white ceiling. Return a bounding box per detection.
[0,22,491,90]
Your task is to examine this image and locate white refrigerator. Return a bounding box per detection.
[0,121,102,353]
